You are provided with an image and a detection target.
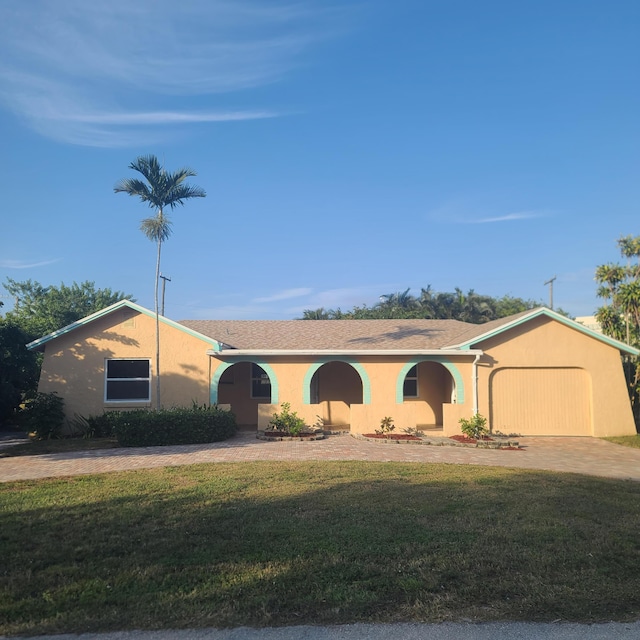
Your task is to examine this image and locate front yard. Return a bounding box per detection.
[1,460,639,635]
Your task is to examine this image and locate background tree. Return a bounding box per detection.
[0,279,132,425]
[301,286,542,322]
[596,235,640,427]
[3,279,132,339]
[115,155,206,409]
[0,321,39,425]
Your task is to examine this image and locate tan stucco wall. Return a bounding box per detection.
[475,316,636,437]
[214,355,474,434]
[38,310,212,423]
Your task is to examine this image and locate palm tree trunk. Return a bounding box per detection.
[155,237,162,410]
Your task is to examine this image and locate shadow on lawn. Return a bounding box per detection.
[2,462,640,635]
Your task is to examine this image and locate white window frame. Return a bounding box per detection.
[250,363,271,400]
[403,364,419,399]
[105,358,151,403]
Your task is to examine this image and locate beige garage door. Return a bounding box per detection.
[491,367,592,436]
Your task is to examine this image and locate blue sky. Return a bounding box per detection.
[1,0,638,320]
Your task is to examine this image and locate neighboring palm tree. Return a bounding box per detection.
[114,155,206,409]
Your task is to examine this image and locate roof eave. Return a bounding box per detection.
[207,348,483,357]
[446,307,640,356]
[26,300,223,351]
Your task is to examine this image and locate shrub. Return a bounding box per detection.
[20,392,65,440]
[459,413,489,440]
[375,416,395,435]
[269,402,307,435]
[70,412,129,439]
[114,405,237,447]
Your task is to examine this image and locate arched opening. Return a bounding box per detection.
[308,361,364,430]
[401,361,456,429]
[214,361,276,429]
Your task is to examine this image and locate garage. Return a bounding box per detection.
[490,367,592,436]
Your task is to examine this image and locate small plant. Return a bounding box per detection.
[403,426,421,437]
[375,416,395,436]
[459,413,489,440]
[312,415,325,431]
[269,402,307,436]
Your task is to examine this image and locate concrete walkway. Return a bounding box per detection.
[1,431,640,483]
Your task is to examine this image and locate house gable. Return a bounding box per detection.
[27,300,223,352]
[448,307,640,356]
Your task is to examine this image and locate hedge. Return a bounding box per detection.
[107,405,237,447]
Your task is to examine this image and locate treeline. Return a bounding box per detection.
[0,279,132,425]
[300,287,545,323]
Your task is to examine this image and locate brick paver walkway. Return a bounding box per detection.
[1,432,640,483]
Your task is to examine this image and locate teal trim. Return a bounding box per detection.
[210,359,279,405]
[26,299,221,351]
[302,357,371,405]
[395,357,465,404]
[455,307,640,356]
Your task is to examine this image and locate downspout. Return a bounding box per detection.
[472,353,482,415]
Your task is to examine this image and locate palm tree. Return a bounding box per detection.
[114,155,206,409]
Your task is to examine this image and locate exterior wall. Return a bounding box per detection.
[37,309,212,423]
[216,362,271,427]
[475,315,636,437]
[214,355,475,434]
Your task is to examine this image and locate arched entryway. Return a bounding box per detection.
[397,359,461,429]
[212,361,278,428]
[304,360,370,430]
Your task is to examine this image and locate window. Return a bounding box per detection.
[105,359,150,402]
[251,363,271,399]
[403,365,418,398]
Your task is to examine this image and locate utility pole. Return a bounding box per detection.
[544,275,557,310]
[159,274,171,316]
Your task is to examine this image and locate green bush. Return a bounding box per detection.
[268,402,306,435]
[459,413,489,439]
[20,392,65,440]
[71,412,130,439]
[114,405,237,447]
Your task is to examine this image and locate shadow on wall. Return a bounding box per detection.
[41,333,209,420]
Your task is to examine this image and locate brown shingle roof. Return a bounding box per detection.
[178,319,476,351]
[441,308,540,347]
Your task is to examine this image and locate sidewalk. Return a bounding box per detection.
[4,621,640,640]
[1,431,640,483]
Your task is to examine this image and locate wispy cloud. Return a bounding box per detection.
[253,288,313,303]
[469,211,547,224]
[0,1,346,147]
[429,198,552,225]
[177,283,392,319]
[0,258,61,269]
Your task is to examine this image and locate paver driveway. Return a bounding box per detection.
[1,431,640,482]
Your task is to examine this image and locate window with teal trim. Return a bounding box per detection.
[403,365,418,398]
[251,363,271,399]
[105,359,150,402]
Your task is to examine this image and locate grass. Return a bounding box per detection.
[1,461,640,635]
[0,437,119,458]
[603,435,640,449]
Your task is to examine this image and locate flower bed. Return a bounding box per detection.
[449,434,522,449]
[258,431,325,442]
[363,433,422,441]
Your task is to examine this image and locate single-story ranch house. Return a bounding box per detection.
[27,300,639,437]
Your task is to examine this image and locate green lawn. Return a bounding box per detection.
[603,435,640,449]
[2,461,639,635]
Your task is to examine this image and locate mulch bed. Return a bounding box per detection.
[259,431,325,441]
[363,434,422,441]
[449,434,493,444]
